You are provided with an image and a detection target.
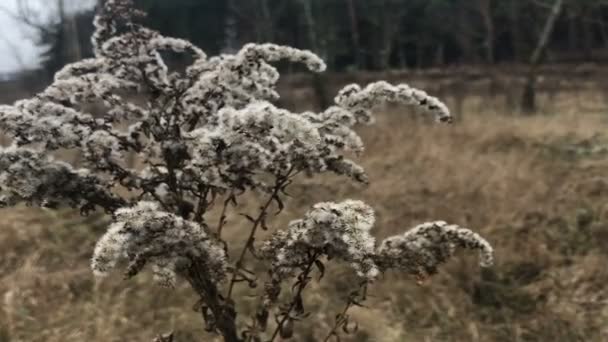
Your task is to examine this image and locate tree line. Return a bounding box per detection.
[19,0,608,79]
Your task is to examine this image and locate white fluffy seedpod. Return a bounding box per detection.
[0,145,121,212]
[376,221,493,277]
[261,200,379,280]
[335,81,452,123]
[262,205,494,285]
[92,201,228,286]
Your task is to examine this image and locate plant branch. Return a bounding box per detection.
[268,252,320,342]
[217,190,235,238]
[187,260,241,342]
[323,283,368,342]
[226,171,292,298]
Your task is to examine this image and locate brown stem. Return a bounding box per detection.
[217,190,235,238]
[226,179,284,298]
[226,171,291,299]
[268,252,319,342]
[194,186,211,223]
[323,283,367,342]
[187,261,241,342]
[323,302,352,342]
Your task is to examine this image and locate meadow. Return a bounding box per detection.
[2,72,608,341]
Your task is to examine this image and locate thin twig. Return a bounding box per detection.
[323,283,367,342]
[193,186,211,223]
[226,172,291,298]
[268,252,319,342]
[216,190,235,238]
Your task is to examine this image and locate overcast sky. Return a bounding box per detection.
[0,0,95,74]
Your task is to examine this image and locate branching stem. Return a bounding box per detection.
[323,283,368,342]
[226,171,292,298]
[268,252,320,342]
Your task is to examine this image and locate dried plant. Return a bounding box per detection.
[0,1,493,341]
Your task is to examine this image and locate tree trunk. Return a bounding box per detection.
[346,0,364,69]
[298,0,318,52]
[598,11,608,49]
[398,42,408,69]
[415,42,424,69]
[434,43,445,66]
[67,16,82,61]
[567,9,579,52]
[581,8,594,60]
[379,21,394,70]
[456,5,477,64]
[477,0,494,64]
[377,1,403,70]
[58,0,68,63]
[298,0,329,108]
[259,0,275,42]
[509,0,525,62]
[223,0,239,52]
[522,0,564,113]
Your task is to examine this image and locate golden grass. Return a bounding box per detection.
[2,106,608,341]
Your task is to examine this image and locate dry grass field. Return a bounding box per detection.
[2,86,608,341]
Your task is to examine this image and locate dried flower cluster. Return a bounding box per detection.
[0,146,122,211]
[261,200,378,281]
[92,201,228,287]
[375,221,494,277]
[0,1,493,341]
[259,202,492,309]
[262,204,494,282]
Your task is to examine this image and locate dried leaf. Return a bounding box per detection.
[273,194,284,214]
[342,318,358,334]
[240,213,256,223]
[294,293,305,314]
[280,318,294,339]
[314,259,326,280]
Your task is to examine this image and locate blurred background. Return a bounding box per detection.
[2,0,608,341]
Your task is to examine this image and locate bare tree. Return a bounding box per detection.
[298,0,318,52]
[509,0,526,62]
[455,4,479,64]
[258,0,275,42]
[366,0,406,70]
[58,0,83,63]
[477,0,495,64]
[0,0,51,34]
[1,0,83,69]
[346,0,364,69]
[296,0,330,108]
[522,0,564,113]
